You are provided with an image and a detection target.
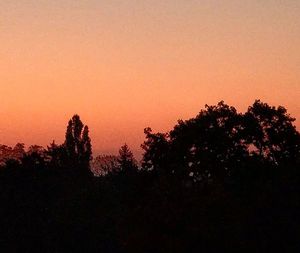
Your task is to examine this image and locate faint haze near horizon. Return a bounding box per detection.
[0,0,299,158]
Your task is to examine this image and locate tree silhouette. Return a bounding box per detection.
[243,100,300,165]
[64,115,92,166]
[27,145,45,157]
[91,155,119,176]
[118,143,137,173]
[0,143,25,166]
[81,126,92,165]
[0,100,300,252]
[0,145,13,166]
[65,119,76,159]
[46,141,67,168]
[142,100,300,182]
[142,102,248,180]
[141,127,170,174]
[21,151,45,170]
[13,143,25,159]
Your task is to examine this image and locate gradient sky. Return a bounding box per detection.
[1,0,299,158]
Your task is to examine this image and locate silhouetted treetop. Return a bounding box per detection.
[142,100,300,181]
[141,127,170,173]
[244,100,300,164]
[64,114,92,166]
[91,155,119,176]
[0,143,25,166]
[46,141,67,168]
[118,143,138,173]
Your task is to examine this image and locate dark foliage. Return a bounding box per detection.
[0,103,300,252]
[65,115,93,168]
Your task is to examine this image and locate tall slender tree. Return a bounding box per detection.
[64,115,92,166]
[81,126,92,165]
[65,119,75,159]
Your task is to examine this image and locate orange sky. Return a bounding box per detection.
[0,1,299,159]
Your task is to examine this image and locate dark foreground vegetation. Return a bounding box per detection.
[0,100,300,252]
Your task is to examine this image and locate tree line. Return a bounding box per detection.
[0,100,299,252]
[2,100,299,180]
[142,100,299,180]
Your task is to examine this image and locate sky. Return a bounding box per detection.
[0,0,299,159]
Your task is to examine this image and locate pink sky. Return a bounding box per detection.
[1,1,299,159]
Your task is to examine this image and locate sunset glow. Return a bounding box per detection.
[1,1,299,158]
